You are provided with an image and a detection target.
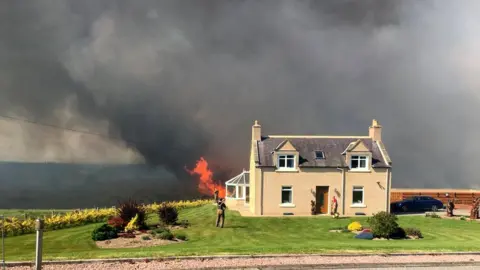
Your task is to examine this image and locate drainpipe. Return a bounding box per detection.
[336,167,346,215]
[385,168,391,213]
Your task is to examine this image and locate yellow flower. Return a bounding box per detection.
[348,221,363,231]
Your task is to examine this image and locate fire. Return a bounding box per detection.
[186,157,225,198]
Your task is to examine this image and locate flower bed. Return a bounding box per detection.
[0,199,211,237]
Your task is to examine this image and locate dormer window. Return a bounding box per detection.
[350,155,368,170]
[315,151,325,160]
[278,154,295,170]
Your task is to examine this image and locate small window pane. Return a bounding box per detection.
[227,186,236,198]
[315,151,324,159]
[279,158,286,167]
[359,159,366,168]
[238,186,244,198]
[351,159,359,168]
[286,158,294,168]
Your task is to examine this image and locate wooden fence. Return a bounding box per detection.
[391,189,480,207]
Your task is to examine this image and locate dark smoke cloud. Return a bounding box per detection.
[1,0,480,192]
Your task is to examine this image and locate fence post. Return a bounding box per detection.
[1,215,5,270]
[35,219,44,270]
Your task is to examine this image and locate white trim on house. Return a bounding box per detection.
[277,154,296,171]
[350,155,369,171]
[280,185,293,205]
[352,186,365,206]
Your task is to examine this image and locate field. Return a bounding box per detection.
[2,205,480,261]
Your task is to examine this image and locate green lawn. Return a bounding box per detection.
[3,205,480,261]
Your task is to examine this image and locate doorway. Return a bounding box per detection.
[315,186,329,214]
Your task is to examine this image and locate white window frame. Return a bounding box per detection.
[350,155,369,171]
[277,154,296,171]
[280,186,295,207]
[351,186,365,207]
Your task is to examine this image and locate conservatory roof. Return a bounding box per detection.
[225,170,250,186]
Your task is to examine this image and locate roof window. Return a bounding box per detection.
[315,151,325,160]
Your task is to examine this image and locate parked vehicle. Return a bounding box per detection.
[390,196,444,213]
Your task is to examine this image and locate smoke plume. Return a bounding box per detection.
[2,0,480,191]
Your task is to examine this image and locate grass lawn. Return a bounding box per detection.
[3,205,480,261]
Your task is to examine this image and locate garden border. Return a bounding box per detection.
[4,252,480,267]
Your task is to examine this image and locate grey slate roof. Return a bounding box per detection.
[256,137,391,168]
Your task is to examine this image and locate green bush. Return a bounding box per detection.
[389,227,406,239]
[91,224,118,241]
[158,203,178,225]
[157,231,174,240]
[367,211,399,239]
[141,235,151,240]
[175,232,188,241]
[151,226,170,235]
[404,227,423,238]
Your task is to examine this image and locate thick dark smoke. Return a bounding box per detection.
[1,0,480,201]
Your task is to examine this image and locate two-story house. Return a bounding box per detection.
[225,119,392,216]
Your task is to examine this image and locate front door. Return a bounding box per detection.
[315,186,329,214]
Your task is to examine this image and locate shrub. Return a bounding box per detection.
[124,214,140,232]
[91,224,118,241]
[347,221,363,231]
[333,213,340,219]
[389,227,406,239]
[175,232,188,241]
[141,235,151,240]
[179,219,190,228]
[157,231,174,240]
[158,203,178,225]
[117,199,147,229]
[367,211,399,239]
[460,216,466,221]
[107,216,124,231]
[404,227,423,238]
[152,227,170,234]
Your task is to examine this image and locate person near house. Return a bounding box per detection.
[331,196,338,215]
[216,198,227,228]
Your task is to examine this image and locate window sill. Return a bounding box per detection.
[279,203,296,208]
[350,204,367,208]
[275,169,299,173]
[349,169,371,173]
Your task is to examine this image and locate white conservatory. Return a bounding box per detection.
[224,170,250,208]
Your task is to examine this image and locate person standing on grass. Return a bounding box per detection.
[216,198,227,228]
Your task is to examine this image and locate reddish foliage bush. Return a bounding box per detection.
[107,216,125,231]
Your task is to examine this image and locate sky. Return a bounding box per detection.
[1,0,480,190]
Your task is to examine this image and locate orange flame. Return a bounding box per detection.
[186,157,225,198]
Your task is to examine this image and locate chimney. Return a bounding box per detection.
[252,120,261,141]
[369,119,382,141]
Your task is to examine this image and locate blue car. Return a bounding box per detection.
[390,196,444,213]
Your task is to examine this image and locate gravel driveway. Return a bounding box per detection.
[4,254,480,269]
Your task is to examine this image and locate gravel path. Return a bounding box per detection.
[5,254,480,269]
